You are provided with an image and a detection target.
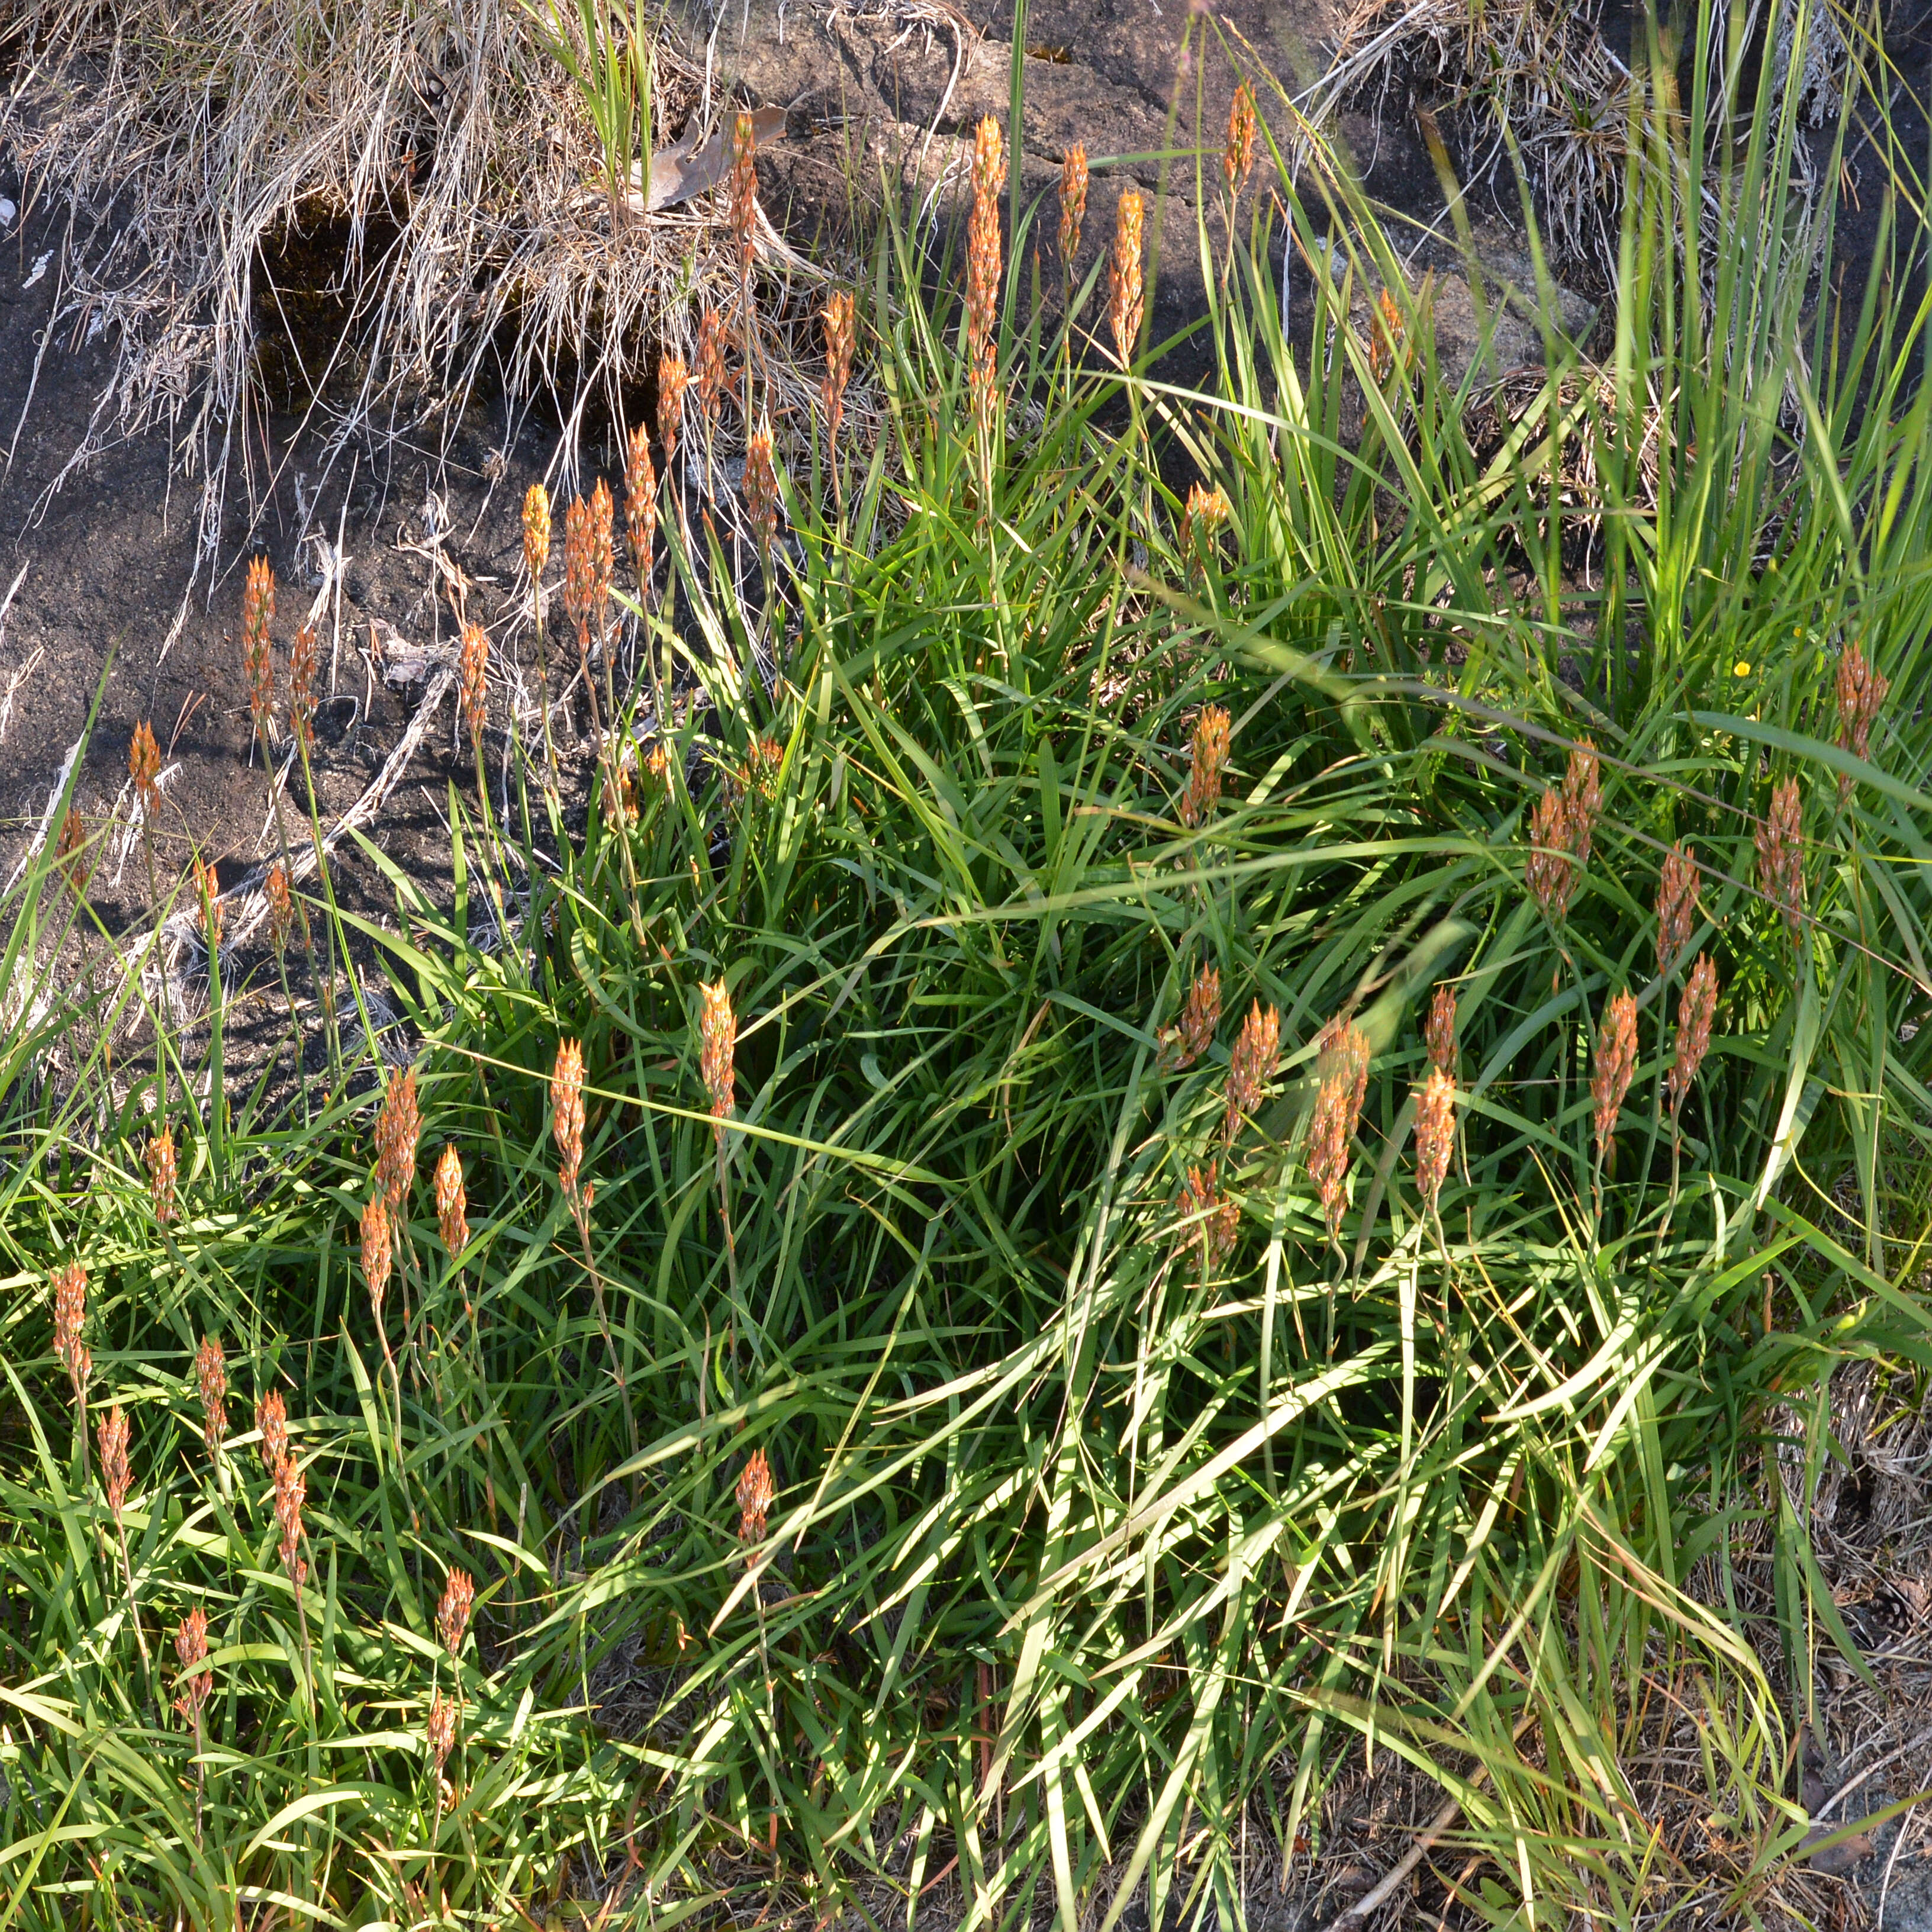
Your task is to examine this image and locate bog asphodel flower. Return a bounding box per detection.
[434,1144,468,1259]
[1223,80,1258,197]
[1667,954,1718,1119]
[820,290,855,441]
[374,1066,419,1210]
[1158,961,1222,1072]
[624,423,657,590]
[658,354,688,469]
[146,1125,178,1225]
[437,1567,476,1660]
[459,623,490,751]
[1591,990,1638,1164]
[1176,1160,1239,1271]
[195,1334,227,1455]
[522,482,551,582]
[257,1387,288,1473]
[361,1192,392,1321]
[129,720,162,814]
[552,1038,585,1200]
[1178,704,1231,829]
[1308,1021,1370,1240]
[700,980,736,1126]
[1058,143,1089,271]
[1656,842,1700,975]
[1413,1064,1456,1214]
[1222,999,1279,1143]
[51,1261,89,1407]
[1425,982,1457,1075]
[736,1447,775,1543]
[1756,777,1806,944]
[1109,188,1145,368]
[242,556,276,746]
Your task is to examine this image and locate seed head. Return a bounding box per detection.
[1656,842,1700,975]
[146,1126,178,1225]
[589,478,614,627]
[1667,953,1718,1119]
[433,1144,468,1260]
[129,720,162,814]
[522,482,552,582]
[426,1689,458,1787]
[562,495,594,639]
[194,855,224,954]
[743,429,781,564]
[1180,483,1231,585]
[1178,704,1231,829]
[1307,1021,1371,1241]
[1425,983,1457,1075]
[459,623,490,751]
[362,1191,392,1320]
[1561,740,1602,870]
[173,1608,212,1729]
[820,290,855,442]
[437,1566,476,1660]
[1525,787,1576,919]
[700,980,736,1125]
[1222,999,1280,1143]
[658,355,688,469]
[266,862,292,955]
[1109,188,1145,368]
[1590,990,1638,1165]
[1836,642,1888,802]
[373,1067,419,1212]
[1754,777,1806,944]
[51,1261,89,1405]
[736,1447,775,1543]
[272,1448,307,1590]
[1413,1064,1456,1213]
[1158,961,1222,1071]
[256,1387,288,1473]
[1367,286,1403,383]
[242,556,276,745]
[54,807,91,904]
[195,1334,227,1454]
[98,1405,131,1523]
[1223,80,1258,197]
[965,117,1006,433]
[695,307,730,426]
[645,742,671,789]
[624,424,658,591]
[1176,1159,1239,1271]
[1058,143,1089,271]
[729,110,760,277]
[552,1038,585,1200]
[288,623,317,756]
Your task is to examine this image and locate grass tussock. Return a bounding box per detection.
[2,4,1932,1928]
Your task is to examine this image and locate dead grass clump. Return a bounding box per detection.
[0,0,802,545]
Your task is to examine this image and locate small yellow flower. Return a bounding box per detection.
[1733,660,1751,677]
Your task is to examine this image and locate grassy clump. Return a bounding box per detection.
[2,8,1932,1928]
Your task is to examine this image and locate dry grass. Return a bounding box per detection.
[0,0,825,550]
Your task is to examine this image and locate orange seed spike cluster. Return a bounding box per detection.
[743,430,780,563]
[1836,642,1888,801]
[288,622,317,755]
[1590,990,1638,1164]
[434,1144,468,1259]
[736,1447,775,1543]
[146,1125,178,1225]
[242,556,276,745]
[695,307,729,426]
[1754,777,1806,944]
[552,1038,585,1199]
[1413,1064,1456,1213]
[624,424,658,591]
[1180,484,1231,584]
[1308,1021,1371,1240]
[1425,982,1457,1075]
[729,110,760,276]
[257,1387,288,1473]
[437,1567,476,1659]
[195,1334,227,1454]
[1667,954,1719,1119]
[522,482,552,582]
[658,353,688,469]
[562,495,594,639]
[965,117,1005,432]
[194,855,223,954]
[266,862,292,954]
[1222,999,1279,1143]
[1178,704,1231,829]
[459,623,490,751]
[1158,961,1222,1071]
[1656,842,1700,975]
[173,1608,212,1731]
[54,807,91,903]
[374,1066,419,1210]
[1524,787,1576,919]
[1176,1159,1239,1271]
[1109,188,1145,368]
[51,1261,89,1406]
[1223,80,1258,197]
[1058,143,1089,271]
[362,1192,392,1319]
[273,1447,307,1590]
[1561,740,1602,868]
[820,290,855,441]
[700,980,737,1125]
[130,720,162,814]
[98,1405,131,1521]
